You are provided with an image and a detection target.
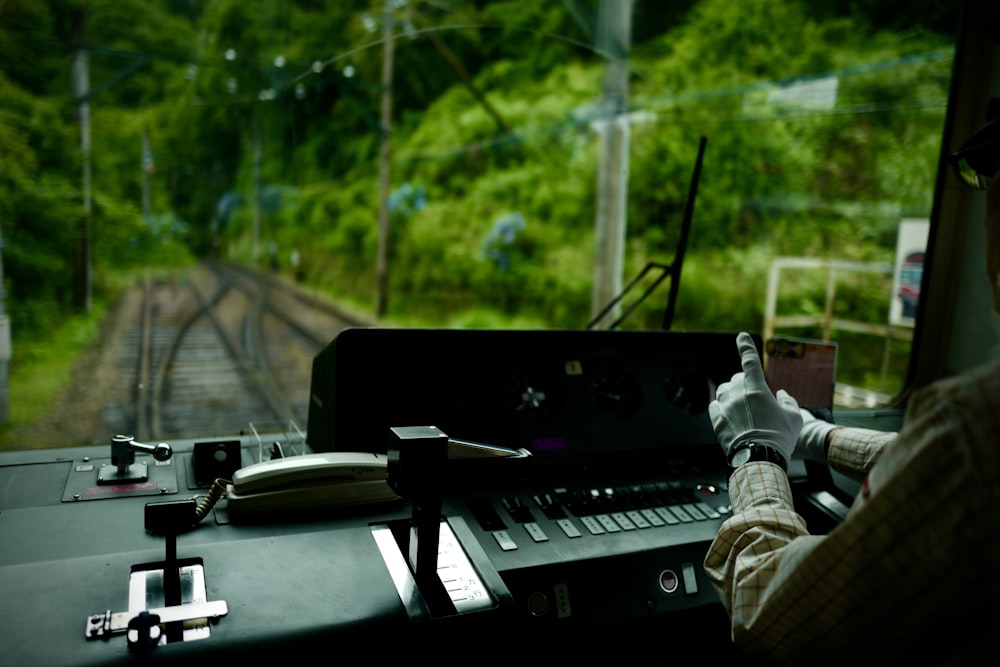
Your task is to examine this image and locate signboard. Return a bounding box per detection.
[890,219,930,327]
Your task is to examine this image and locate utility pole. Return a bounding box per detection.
[375,0,394,318]
[251,122,263,266]
[590,0,633,328]
[142,125,153,225]
[0,213,9,424]
[72,8,92,313]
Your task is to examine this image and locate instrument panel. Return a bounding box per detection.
[1,329,752,663]
[308,327,748,462]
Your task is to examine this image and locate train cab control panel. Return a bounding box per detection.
[0,328,753,664]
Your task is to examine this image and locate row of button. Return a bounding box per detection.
[492,500,723,552]
[553,481,701,518]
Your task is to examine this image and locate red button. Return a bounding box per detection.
[659,569,679,594]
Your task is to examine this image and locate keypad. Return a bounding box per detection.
[483,481,726,551]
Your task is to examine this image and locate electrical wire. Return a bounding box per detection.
[192,478,231,524]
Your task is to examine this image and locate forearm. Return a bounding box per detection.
[825,426,895,482]
[704,463,809,620]
[704,463,829,661]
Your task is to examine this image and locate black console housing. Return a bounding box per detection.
[307,328,754,474]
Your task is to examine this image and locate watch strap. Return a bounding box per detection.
[727,441,788,472]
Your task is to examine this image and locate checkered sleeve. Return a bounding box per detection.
[827,426,896,482]
[704,361,1000,665]
[704,462,811,627]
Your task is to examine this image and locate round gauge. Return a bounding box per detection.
[590,366,642,417]
[661,367,712,415]
[507,368,559,420]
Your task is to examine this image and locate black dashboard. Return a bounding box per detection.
[0,329,800,664]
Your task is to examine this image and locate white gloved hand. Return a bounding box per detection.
[794,408,837,461]
[708,332,803,465]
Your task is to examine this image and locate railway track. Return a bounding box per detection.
[105,263,367,445]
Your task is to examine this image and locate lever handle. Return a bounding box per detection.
[111,435,172,473]
[145,500,197,611]
[114,435,173,461]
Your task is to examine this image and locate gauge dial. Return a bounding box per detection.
[507,368,559,420]
[661,367,712,415]
[591,366,642,417]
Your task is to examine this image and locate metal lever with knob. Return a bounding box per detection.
[111,434,172,475]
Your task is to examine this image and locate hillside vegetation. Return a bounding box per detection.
[0,0,960,395]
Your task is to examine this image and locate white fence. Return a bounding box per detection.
[764,257,913,407]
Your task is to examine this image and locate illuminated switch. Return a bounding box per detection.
[654,507,680,525]
[610,512,636,530]
[670,506,694,522]
[695,502,721,519]
[492,530,517,551]
[523,522,548,543]
[580,516,605,535]
[681,562,699,595]
[625,510,651,528]
[682,504,707,520]
[596,514,621,533]
[557,519,582,538]
[641,509,665,526]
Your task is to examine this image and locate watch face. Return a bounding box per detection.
[729,446,752,467]
[728,442,787,471]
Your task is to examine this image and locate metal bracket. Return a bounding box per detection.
[97,460,150,484]
[85,558,227,647]
[85,600,228,640]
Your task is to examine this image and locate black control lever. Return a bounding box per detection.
[385,426,529,617]
[145,500,197,642]
[386,426,455,616]
[84,499,228,645]
[99,434,173,484]
[112,434,172,473]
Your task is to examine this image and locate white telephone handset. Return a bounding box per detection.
[225,452,398,519]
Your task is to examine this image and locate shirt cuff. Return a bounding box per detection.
[728,461,795,512]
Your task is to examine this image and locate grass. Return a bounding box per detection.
[0,301,108,450]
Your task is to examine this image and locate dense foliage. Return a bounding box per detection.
[0,0,960,392]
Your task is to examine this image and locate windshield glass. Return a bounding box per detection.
[0,0,961,450]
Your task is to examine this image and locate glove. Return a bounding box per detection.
[708,332,803,466]
[794,408,837,461]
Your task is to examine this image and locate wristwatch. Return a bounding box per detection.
[727,441,788,473]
